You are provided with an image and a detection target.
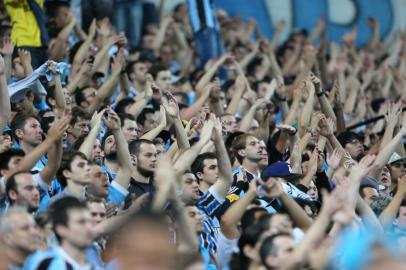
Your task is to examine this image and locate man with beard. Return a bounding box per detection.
[127,139,157,198]
[100,109,130,182]
[5,171,40,214]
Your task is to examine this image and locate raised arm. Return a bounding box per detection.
[49,13,76,61]
[221,179,258,239]
[140,106,167,141]
[47,62,66,110]
[71,19,96,75]
[263,180,313,231]
[103,109,132,189]
[0,55,10,133]
[6,117,69,181]
[379,175,406,229]
[210,116,233,199]
[173,119,214,176]
[162,92,190,151]
[311,73,336,122]
[79,109,104,159]
[225,75,246,115]
[87,58,122,114]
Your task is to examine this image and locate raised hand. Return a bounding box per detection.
[318,116,334,137]
[327,148,345,170]
[47,116,70,142]
[211,114,223,141]
[103,107,121,130]
[111,56,123,73]
[262,179,284,198]
[88,19,97,38]
[18,49,32,68]
[199,118,215,145]
[91,108,106,127]
[310,72,322,91]
[0,37,14,56]
[162,91,180,119]
[47,61,59,75]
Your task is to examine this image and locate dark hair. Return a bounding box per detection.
[74,86,92,107]
[337,131,361,147]
[137,108,155,126]
[240,207,268,232]
[235,223,269,270]
[70,106,91,126]
[35,211,52,229]
[231,133,253,164]
[10,113,41,142]
[128,139,154,156]
[259,233,292,267]
[115,98,135,115]
[148,64,169,80]
[119,113,137,127]
[68,41,84,64]
[191,152,218,180]
[56,151,88,187]
[0,149,25,174]
[125,60,144,78]
[5,171,32,204]
[50,197,87,242]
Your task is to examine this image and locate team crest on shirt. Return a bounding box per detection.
[226,194,239,202]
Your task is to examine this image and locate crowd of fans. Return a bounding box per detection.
[0,0,406,269]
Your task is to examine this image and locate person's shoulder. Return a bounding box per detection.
[23,248,58,270]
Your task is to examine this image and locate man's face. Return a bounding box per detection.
[257,82,269,98]
[380,166,391,189]
[243,136,262,162]
[55,6,70,28]
[248,119,259,134]
[122,119,139,144]
[81,87,97,108]
[390,161,406,183]
[68,156,91,185]
[9,173,40,212]
[307,181,318,200]
[221,115,237,134]
[269,213,293,235]
[344,138,364,160]
[135,143,157,175]
[70,117,90,139]
[258,140,268,168]
[103,135,117,159]
[116,220,176,270]
[17,117,43,147]
[58,208,94,249]
[88,165,109,198]
[155,70,172,91]
[155,142,164,157]
[181,173,200,203]
[361,187,379,206]
[159,46,173,65]
[265,235,295,269]
[92,139,104,163]
[13,97,34,114]
[186,206,204,234]
[4,212,39,253]
[87,202,107,226]
[198,158,219,186]
[132,62,147,83]
[140,113,156,134]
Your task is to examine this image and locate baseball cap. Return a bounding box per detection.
[261,161,302,181]
[388,152,406,165]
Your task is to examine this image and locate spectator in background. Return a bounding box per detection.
[5,0,49,68]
